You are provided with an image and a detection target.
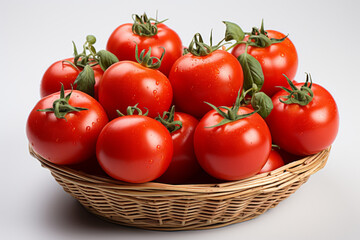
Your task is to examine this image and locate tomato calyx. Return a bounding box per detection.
[247,19,288,48]
[187,32,225,56]
[134,43,165,69]
[155,106,183,134]
[131,12,167,37]
[37,84,87,120]
[116,104,149,117]
[205,90,259,128]
[64,35,119,97]
[278,73,314,106]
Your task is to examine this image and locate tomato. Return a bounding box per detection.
[40,58,104,99]
[96,115,173,183]
[194,107,272,181]
[258,149,284,174]
[26,89,108,165]
[169,50,243,119]
[265,81,339,156]
[155,112,202,184]
[232,30,298,97]
[98,61,173,119]
[278,149,302,165]
[107,23,182,76]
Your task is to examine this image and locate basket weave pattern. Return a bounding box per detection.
[30,146,330,230]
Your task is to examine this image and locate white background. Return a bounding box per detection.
[1,0,359,239]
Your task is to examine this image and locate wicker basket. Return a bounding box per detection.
[29,145,330,231]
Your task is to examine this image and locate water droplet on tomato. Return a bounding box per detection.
[280,53,285,57]
[149,159,154,164]
[156,145,161,150]
[92,122,95,126]
[174,67,178,72]
[86,126,91,132]
[72,127,76,132]
[156,81,159,85]
[96,118,100,122]
[153,90,157,95]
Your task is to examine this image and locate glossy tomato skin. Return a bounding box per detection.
[194,107,272,181]
[106,23,182,76]
[258,149,285,174]
[96,115,173,183]
[266,83,339,156]
[156,112,202,184]
[26,90,109,165]
[169,50,243,119]
[40,58,104,99]
[98,61,173,120]
[232,30,298,97]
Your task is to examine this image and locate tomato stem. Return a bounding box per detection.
[37,84,88,121]
[155,106,183,133]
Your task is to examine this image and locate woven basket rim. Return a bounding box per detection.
[29,144,330,195]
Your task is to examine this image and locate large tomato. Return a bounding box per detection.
[98,61,173,120]
[26,88,108,165]
[232,30,298,97]
[96,114,173,183]
[258,149,285,174]
[265,80,339,156]
[169,50,243,119]
[194,107,272,181]
[40,58,104,99]
[107,21,182,76]
[155,111,202,184]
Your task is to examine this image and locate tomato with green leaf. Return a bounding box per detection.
[265,74,339,156]
[96,105,173,183]
[231,21,298,97]
[155,106,202,184]
[98,46,173,119]
[194,92,272,181]
[40,35,118,99]
[107,13,182,77]
[27,85,109,165]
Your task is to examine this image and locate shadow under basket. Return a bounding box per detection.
[29,145,330,231]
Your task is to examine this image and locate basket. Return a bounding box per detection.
[29,145,330,231]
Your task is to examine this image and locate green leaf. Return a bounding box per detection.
[74,65,95,97]
[97,50,119,71]
[251,92,273,118]
[237,53,264,92]
[86,35,96,44]
[223,21,245,42]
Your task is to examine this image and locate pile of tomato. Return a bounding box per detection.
[26,13,339,184]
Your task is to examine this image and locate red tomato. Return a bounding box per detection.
[98,61,173,119]
[266,83,339,156]
[232,30,298,97]
[40,58,104,99]
[107,23,182,76]
[155,112,202,184]
[96,115,173,183]
[258,149,285,174]
[194,107,272,181]
[26,90,108,165]
[169,50,243,119]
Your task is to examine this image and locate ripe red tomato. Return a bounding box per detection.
[40,58,104,99]
[107,23,182,76]
[266,82,339,156]
[232,30,298,97]
[155,112,202,184]
[96,115,173,183]
[258,149,285,174]
[194,107,272,181]
[26,89,108,165]
[98,61,173,119]
[169,50,243,119]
